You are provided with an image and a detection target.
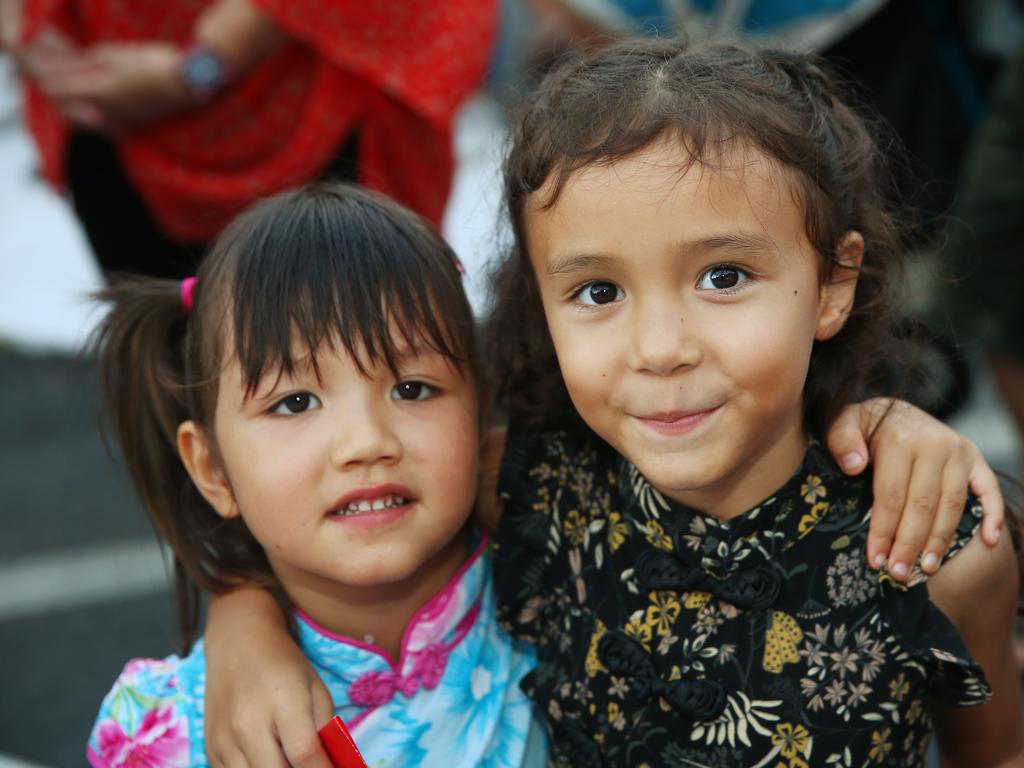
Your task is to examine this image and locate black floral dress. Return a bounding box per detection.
[493,427,991,768]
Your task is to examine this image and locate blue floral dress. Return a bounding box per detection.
[493,428,990,767]
[87,536,548,767]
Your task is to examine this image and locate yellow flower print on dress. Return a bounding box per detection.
[606,511,629,552]
[868,728,892,762]
[644,591,681,637]
[585,619,608,678]
[797,502,829,539]
[889,672,909,702]
[800,475,826,503]
[643,519,673,551]
[771,722,810,760]
[563,509,587,547]
[624,610,653,651]
[763,611,804,673]
[684,591,713,611]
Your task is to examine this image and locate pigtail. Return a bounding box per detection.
[91,277,225,652]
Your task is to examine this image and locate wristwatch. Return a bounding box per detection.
[179,43,230,99]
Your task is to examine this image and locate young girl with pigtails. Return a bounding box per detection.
[86,183,547,767]
[196,40,1022,768]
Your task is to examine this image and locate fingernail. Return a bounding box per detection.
[841,452,865,472]
[921,553,938,571]
[891,562,908,579]
[873,553,887,569]
[994,525,1002,542]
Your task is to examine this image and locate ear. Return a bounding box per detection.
[815,231,864,341]
[177,421,239,520]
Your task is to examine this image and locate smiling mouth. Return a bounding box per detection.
[634,406,721,435]
[331,493,410,516]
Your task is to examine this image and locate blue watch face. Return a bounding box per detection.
[182,49,226,92]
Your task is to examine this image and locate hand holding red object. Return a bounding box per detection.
[318,716,368,768]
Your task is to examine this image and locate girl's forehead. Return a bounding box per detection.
[525,138,806,249]
[527,137,800,220]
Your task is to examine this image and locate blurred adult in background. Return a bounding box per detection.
[937,38,1024,483]
[0,0,496,279]
[522,0,1002,246]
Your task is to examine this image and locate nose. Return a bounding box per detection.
[329,398,402,469]
[627,296,702,375]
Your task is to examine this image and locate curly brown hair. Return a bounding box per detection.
[487,38,913,437]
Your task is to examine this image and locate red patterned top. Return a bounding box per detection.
[20,0,496,241]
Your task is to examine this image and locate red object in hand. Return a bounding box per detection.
[318,715,368,768]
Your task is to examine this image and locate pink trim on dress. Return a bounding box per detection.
[294,532,491,729]
[296,533,489,664]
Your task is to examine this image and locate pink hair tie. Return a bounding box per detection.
[181,276,197,315]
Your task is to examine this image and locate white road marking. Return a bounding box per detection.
[0,539,170,620]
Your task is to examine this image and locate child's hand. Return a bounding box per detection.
[205,590,335,768]
[825,398,1004,581]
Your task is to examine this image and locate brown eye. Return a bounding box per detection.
[579,281,623,306]
[272,392,321,415]
[698,265,749,291]
[391,381,437,401]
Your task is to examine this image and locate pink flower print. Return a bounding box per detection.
[87,706,188,767]
[349,670,400,708]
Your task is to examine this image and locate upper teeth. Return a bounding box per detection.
[336,494,408,515]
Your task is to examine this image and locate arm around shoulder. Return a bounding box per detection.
[204,588,335,768]
[927,529,1023,766]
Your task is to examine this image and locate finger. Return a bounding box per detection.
[55,98,107,129]
[310,677,335,729]
[208,743,253,768]
[237,731,291,768]
[824,404,870,476]
[866,442,914,570]
[886,455,944,581]
[275,696,333,768]
[969,458,1005,546]
[35,65,107,99]
[918,462,969,574]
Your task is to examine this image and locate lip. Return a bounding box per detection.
[634,406,721,436]
[327,483,415,529]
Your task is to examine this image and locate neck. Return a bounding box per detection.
[664,418,809,521]
[279,528,471,660]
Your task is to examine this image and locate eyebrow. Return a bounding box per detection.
[546,253,617,277]
[686,232,779,256]
[545,232,778,277]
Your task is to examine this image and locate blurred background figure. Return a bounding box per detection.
[0,0,496,279]
[935,36,1024,485]
[516,0,1011,246]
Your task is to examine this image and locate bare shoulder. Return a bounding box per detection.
[926,525,1018,634]
[475,425,508,534]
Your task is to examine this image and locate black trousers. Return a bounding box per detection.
[65,130,360,280]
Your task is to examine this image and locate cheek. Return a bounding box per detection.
[715,300,818,395]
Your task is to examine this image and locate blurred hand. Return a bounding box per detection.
[29,40,193,134]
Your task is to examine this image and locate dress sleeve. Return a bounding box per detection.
[251,0,497,128]
[881,496,992,708]
[86,658,193,768]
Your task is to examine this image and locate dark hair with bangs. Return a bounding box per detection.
[92,183,475,651]
[488,38,913,437]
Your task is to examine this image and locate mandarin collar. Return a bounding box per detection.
[617,441,837,570]
[295,531,488,675]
